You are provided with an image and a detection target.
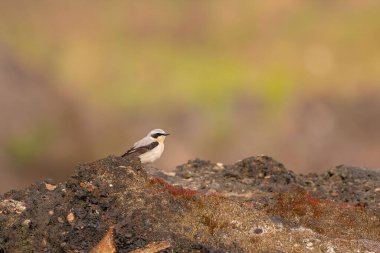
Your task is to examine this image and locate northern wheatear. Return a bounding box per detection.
[121,129,170,163]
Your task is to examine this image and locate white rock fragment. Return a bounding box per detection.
[302,238,320,251]
[326,245,336,253]
[159,170,175,177]
[211,162,224,172]
[0,199,26,214]
[306,241,314,250]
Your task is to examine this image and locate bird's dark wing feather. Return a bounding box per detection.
[121,141,159,157]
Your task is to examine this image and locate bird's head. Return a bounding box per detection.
[148,129,170,143]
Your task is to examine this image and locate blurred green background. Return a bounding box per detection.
[1,1,380,192]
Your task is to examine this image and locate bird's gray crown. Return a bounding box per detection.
[148,128,169,138]
[149,129,166,135]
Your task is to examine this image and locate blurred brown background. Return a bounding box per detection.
[1,1,380,193]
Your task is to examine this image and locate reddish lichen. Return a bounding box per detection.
[149,177,198,199]
[268,187,380,241]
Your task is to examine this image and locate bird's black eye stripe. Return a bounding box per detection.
[151,133,162,138]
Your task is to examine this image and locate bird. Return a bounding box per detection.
[121,129,170,163]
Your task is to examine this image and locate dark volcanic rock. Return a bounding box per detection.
[0,155,379,252]
[167,156,380,211]
[172,156,299,198]
[301,165,380,209]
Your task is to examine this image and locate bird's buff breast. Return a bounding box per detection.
[139,144,164,163]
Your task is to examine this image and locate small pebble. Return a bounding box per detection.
[22,219,31,227]
[45,183,57,191]
[182,172,193,179]
[306,242,314,249]
[257,172,265,178]
[163,171,176,177]
[67,212,75,224]
[326,246,336,253]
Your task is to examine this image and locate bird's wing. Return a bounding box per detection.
[133,136,153,148]
[121,141,159,157]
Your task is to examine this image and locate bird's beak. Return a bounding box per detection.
[164,133,170,136]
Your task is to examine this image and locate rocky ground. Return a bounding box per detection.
[152,156,380,210]
[1,155,379,252]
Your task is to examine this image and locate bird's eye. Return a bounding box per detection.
[151,133,161,138]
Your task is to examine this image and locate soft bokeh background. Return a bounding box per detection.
[1,1,380,193]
